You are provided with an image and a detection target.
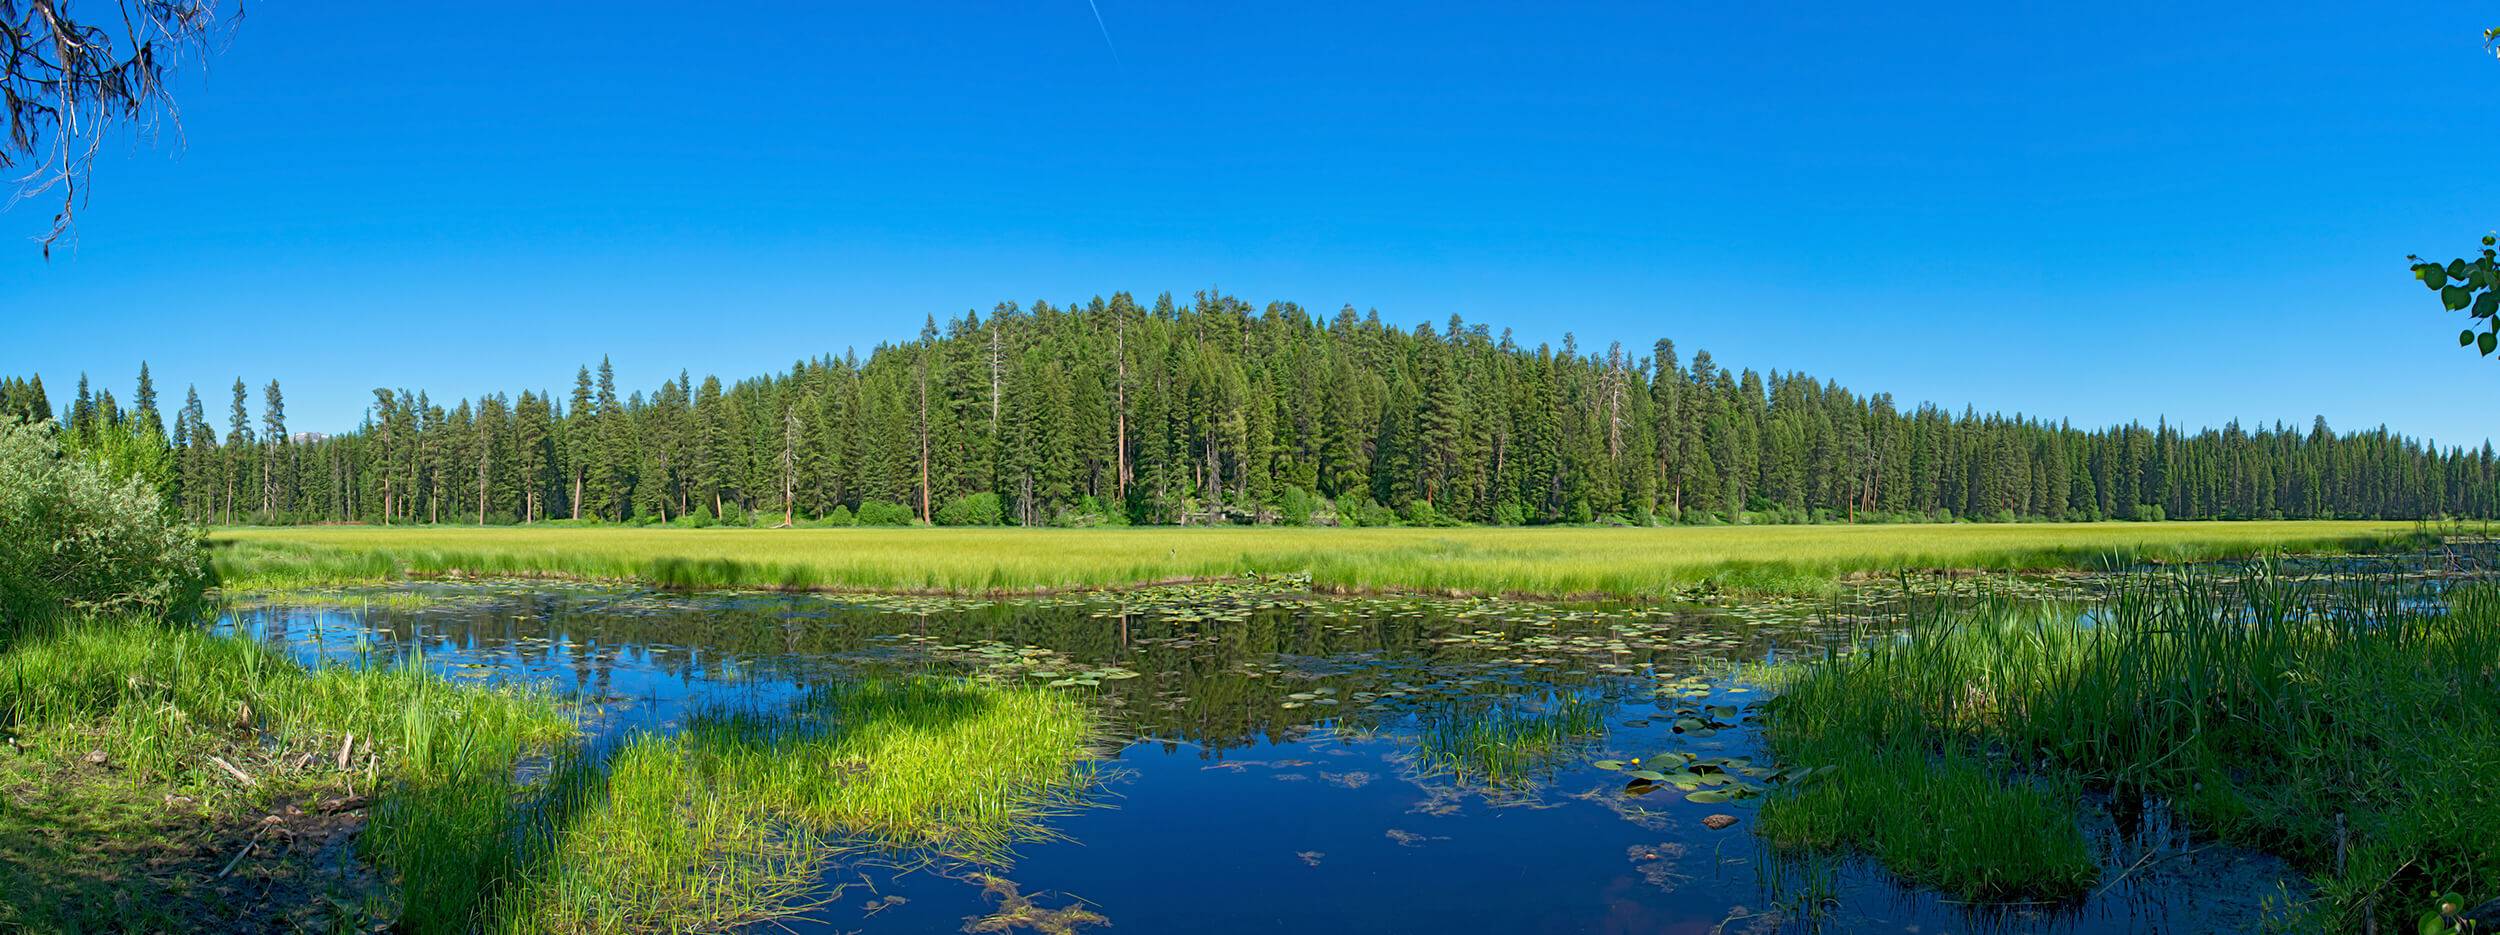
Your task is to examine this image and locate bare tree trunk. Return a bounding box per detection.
[1114,314,1128,500]
[917,361,933,523]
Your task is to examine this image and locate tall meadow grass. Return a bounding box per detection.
[209,521,2432,598]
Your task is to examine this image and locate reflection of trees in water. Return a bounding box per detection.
[234,588,1840,754]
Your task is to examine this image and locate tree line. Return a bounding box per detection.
[7,292,2495,528]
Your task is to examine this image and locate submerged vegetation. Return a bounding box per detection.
[1414,694,1608,788]
[207,520,2432,598]
[1753,567,2500,926]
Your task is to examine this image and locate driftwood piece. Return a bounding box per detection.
[207,754,257,787]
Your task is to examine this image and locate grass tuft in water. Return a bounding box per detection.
[482,676,1100,934]
[1753,565,2500,925]
[1415,693,1609,788]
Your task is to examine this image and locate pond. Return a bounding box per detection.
[216,566,2402,934]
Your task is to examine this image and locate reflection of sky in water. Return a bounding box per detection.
[207,568,2442,935]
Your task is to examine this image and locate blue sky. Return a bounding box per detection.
[5,2,2497,444]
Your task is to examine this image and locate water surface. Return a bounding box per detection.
[221,571,2352,934]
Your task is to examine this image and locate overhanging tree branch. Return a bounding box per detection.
[2,0,233,257]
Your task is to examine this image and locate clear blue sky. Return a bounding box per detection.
[5,2,2497,444]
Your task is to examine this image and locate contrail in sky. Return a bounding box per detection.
[1084,0,1123,69]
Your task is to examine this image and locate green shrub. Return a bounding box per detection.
[1338,496,1397,528]
[817,505,855,527]
[1400,499,1452,527]
[1278,486,1316,526]
[934,492,1004,526]
[0,420,205,625]
[855,500,916,527]
[1492,500,1528,526]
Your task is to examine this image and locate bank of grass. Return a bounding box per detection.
[0,616,573,933]
[0,616,1100,933]
[1751,570,2500,927]
[489,678,1099,934]
[208,520,2435,598]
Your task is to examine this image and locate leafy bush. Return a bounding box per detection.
[1337,496,1398,528]
[1399,499,1454,527]
[1277,486,1316,526]
[0,420,205,624]
[934,492,1004,526]
[1493,500,1527,526]
[855,500,917,527]
[815,505,855,527]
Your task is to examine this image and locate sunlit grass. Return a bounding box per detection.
[0,617,574,933]
[487,678,1100,934]
[1751,569,2500,924]
[207,520,2431,598]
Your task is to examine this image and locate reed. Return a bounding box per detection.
[1414,693,1610,787]
[0,616,573,933]
[1753,566,2500,925]
[484,677,1100,934]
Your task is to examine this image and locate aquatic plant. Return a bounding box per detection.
[1413,693,1609,787]
[1753,566,2500,925]
[481,676,1100,934]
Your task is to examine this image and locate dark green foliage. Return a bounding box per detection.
[934,492,1004,526]
[1277,486,1316,526]
[854,500,915,527]
[19,294,2497,529]
[2413,234,2500,362]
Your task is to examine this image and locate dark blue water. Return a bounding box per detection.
[219,581,2311,934]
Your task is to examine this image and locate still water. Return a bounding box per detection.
[221,576,2313,934]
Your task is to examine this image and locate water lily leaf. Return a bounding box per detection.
[1592,759,1626,771]
[1627,769,1670,782]
[1686,789,1737,803]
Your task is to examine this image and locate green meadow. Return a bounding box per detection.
[208,520,2433,598]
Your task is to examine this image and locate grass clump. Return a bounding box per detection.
[0,616,573,933]
[1415,693,1609,788]
[488,677,1099,934]
[208,520,2430,599]
[1752,743,2097,900]
[1754,568,2500,925]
